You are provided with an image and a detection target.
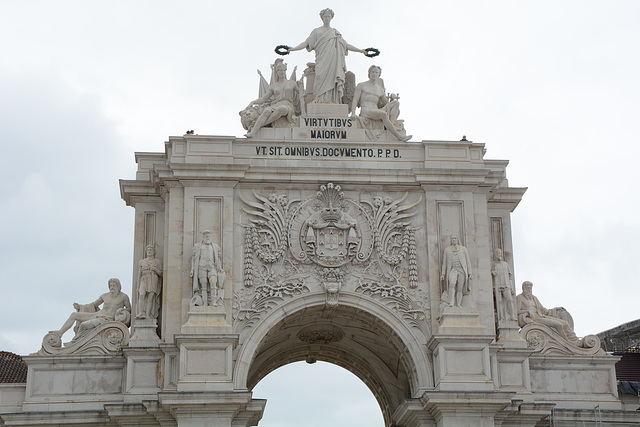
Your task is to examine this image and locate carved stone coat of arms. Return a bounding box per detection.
[235,183,428,333]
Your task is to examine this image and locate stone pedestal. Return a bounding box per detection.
[175,335,238,392]
[495,321,524,344]
[158,391,265,427]
[436,310,485,335]
[528,354,622,410]
[430,311,495,391]
[123,347,163,402]
[394,391,515,427]
[21,355,126,412]
[489,346,533,394]
[181,306,232,335]
[429,334,496,392]
[130,317,161,347]
[493,400,555,427]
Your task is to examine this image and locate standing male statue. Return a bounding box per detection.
[191,230,225,307]
[283,8,373,103]
[440,234,472,307]
[136,245,162,319]
[491,249,516,322]
[53,278,131,339]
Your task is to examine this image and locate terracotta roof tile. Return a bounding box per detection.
[0,351,27,383]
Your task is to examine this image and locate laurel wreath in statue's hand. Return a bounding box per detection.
[364,47,380,58]
[275,45,291,55]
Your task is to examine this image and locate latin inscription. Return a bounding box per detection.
[303,116,352,140]
[303,117,353,128]
[254,146,401,158]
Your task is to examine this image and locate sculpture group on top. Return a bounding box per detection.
[239,8,410,141]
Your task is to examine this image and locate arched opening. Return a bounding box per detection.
[236,298,432,426]
[253,361,384,426]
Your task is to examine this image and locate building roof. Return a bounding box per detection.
[0,351,27,383]
[597,319,640,353]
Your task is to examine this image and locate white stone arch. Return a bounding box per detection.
[233,291,434,425]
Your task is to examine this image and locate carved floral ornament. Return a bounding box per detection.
[235,183,428,332]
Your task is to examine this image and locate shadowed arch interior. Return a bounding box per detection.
[245,304,420,425]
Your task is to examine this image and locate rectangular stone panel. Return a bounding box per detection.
[185,349,227,376]
[194,197,223,247]
[437,201,465,282]
[530,367,612,394]
[446,349,484,375]
[490,217,503,255]
[499,362,525,387]
[144,211,156,256]
[29,366,123,396]
[437,201,465,244]
[189,141,232,154]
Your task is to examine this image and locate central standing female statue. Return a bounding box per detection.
[286,8,370,103]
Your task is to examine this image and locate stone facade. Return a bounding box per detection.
[1,103,638,425]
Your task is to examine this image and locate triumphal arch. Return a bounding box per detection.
[2,8,639,427]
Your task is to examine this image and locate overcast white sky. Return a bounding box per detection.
[1,1,638,426]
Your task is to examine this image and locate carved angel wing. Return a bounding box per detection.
[240,191,293,265]
[375,193,422,255]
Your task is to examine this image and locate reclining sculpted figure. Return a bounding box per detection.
[53,278,131,340]
[516,280,579,342]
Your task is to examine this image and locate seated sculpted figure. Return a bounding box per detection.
[241,61,302,138]
[516,281,579,342]
[351,65,412,142]
[53,278,131,340]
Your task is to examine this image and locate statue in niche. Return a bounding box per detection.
[351,65,411,142]
[240,60,303,138]
[52,278,131,340]
[191,230,225,307]
[282,8,373,104]
[136,245,162,320]
[516,281,579,342]
[440,234,472,307]
[491,249,516,322]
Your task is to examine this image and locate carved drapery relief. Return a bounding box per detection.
[235,183,427,332]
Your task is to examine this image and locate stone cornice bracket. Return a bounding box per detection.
[488,186,528,212]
